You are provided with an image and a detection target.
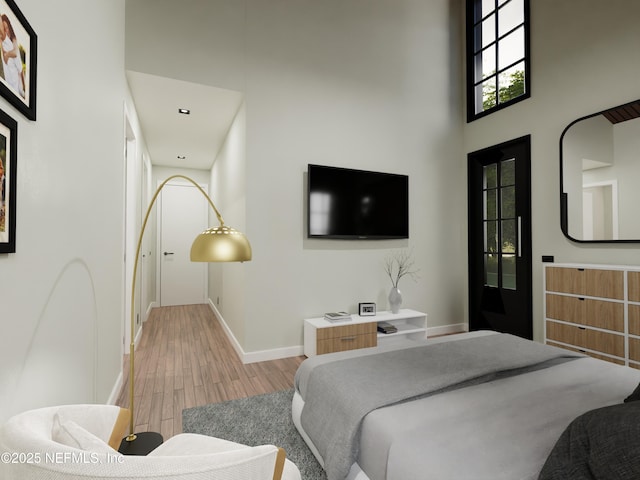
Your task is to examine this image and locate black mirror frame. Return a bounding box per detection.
[560,99,640,244]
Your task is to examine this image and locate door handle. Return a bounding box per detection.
[517,216,522,258]
[163,252,174,256]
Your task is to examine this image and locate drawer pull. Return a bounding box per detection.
[578,268,585,271]
[579,297,585,301]
[578,326,586,330]
[341,336,356,341]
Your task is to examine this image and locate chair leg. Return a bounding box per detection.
[273,447,286,480]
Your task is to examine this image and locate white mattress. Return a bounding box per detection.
[292,332,640,480]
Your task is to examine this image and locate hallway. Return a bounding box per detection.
[116,304,305,440]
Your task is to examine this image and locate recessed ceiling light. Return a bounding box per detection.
[178,108,190,115]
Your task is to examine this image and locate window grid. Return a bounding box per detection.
[482,159,517,289]
[467,0,530,122]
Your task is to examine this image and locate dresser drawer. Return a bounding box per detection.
[316,322,376,340]
[629,337,640,363]
[630,304,640,336]
[546,341,625,365]
[629,271,640,303]
[545,267,624,300]
[546,320,624,357]
[316,322,377,355]
[545,294,624,332]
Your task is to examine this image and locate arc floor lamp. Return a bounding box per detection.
[118,174,252,455]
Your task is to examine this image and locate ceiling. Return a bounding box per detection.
[126,71,244,170]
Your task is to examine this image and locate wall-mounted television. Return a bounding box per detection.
[307,164,409,239]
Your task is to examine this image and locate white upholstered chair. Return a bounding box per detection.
[0,404,301,480]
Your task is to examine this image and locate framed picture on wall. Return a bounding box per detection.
[0,0,37,120]
[0,106,17,253]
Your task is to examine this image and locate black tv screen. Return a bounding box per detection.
[307,164,409,239]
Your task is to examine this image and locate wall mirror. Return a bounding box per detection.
[560,99,640,242]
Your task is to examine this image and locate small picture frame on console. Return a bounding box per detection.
[359,302,376,316]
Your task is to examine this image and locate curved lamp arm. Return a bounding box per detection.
[125,174,251,442]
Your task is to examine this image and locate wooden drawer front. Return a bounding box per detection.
[546,294,623,332]
[545,267,624,300]
[546,321,624,357]
[546,341,625,365]
[629,337,640,363]
[316,322,376,341]
[546,293,584,323]
[629,271,640,302]
[585,269,624,299]
[546,267,584,295]
[317,333,376,355]
[316,323,377,355]
[630,304,640,336]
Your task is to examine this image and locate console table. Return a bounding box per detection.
[303,309,427,357]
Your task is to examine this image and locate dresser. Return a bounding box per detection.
[544,264,640,368]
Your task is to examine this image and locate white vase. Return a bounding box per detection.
[388,287,402,314]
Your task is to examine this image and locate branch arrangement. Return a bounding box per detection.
[385,249,420,288]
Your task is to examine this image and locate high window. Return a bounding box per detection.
[466,0,530,121]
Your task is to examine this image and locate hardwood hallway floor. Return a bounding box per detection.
[115,304,305,440]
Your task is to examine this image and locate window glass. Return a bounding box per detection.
[485,221,498,252]
[485,254,499,287]
[498,0,524,36]
[483,164,497,188]
[500,158,515,186]
[502,255,516,289]
[467,0,529,121]
[498,27,524,70]
[485,190,498,220]
[480,0,495,19]
[481,15,495,48]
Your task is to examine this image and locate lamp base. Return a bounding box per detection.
[118,431,163,456]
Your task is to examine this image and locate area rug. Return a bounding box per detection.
[182,388,326,480]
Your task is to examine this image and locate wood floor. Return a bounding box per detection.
[115,304,305,441]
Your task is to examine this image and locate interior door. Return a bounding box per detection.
[468,135,532,339]
[159,182,208,306]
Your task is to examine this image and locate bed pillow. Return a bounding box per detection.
[52,413,116,454]
[624,382,640,402]
[539,402,640,480]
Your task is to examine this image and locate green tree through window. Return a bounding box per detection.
[483,70,525,111]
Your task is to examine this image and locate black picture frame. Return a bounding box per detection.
[358,302,376,316]
[0,106,17,253]
[0,0,37,120]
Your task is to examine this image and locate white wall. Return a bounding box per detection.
[0,0,127,421]
[126,0,465,355]
[462,0,640,342]
[209,101,247,346]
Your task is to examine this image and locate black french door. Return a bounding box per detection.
[468,135,532,339]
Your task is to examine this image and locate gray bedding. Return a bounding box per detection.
[359,356,639,480]
[295,333,582,480]
[539,401,640,480]
[294,332,640,480]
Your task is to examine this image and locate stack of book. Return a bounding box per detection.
[377,321,398,334]
[324,311,352,322]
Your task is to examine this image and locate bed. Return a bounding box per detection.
[292,331,640,480]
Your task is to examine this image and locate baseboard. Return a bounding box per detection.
[145,301,157,322]
[207,300,304,364]
[427,323,468,337]
[243,345,305,364]
[111,309,150,406]
[106,371,123,405]
[206,301,466,362]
